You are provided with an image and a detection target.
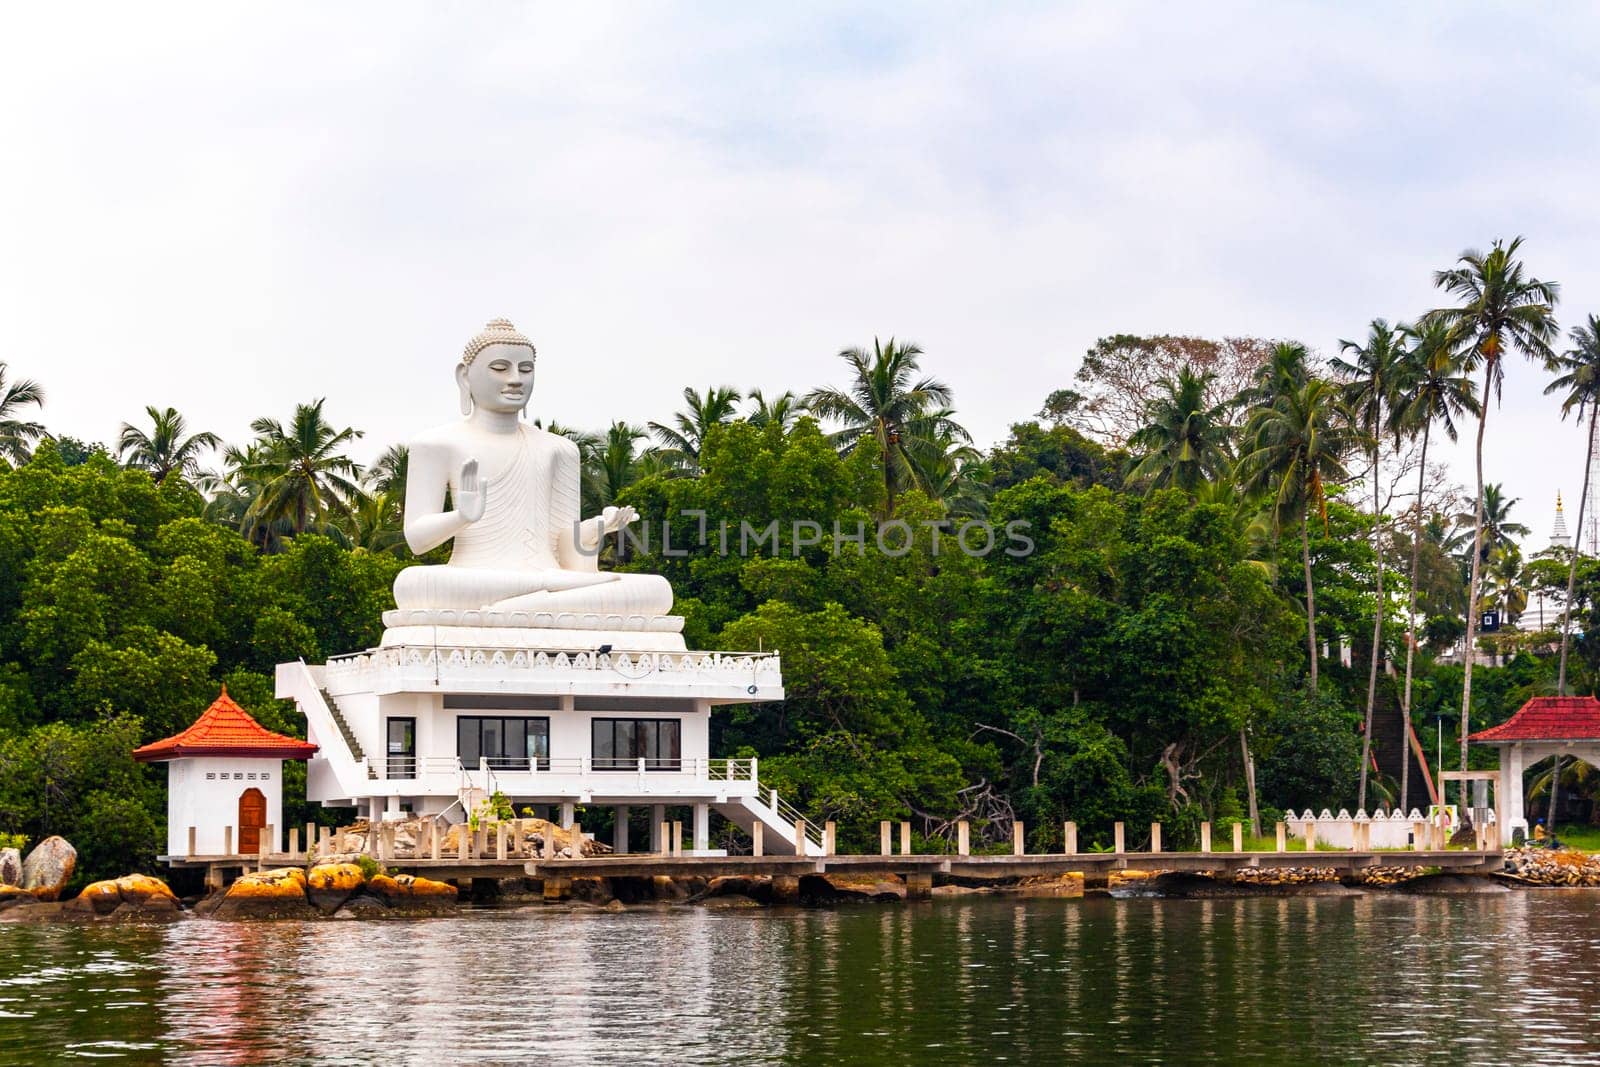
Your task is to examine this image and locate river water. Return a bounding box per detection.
[5,892,1600,1065]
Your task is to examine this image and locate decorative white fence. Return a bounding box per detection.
[1284,807,1497,849]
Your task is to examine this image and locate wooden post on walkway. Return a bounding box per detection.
[752,822,764,857]
[186,826,196,859]
[547,823,558,860]
[824,822,836,856]
[671,821,683,856]
[1113,822,1125,854]
[1150,823,1162,854]
[1200,822,1211,853]
[289,827,300,858]
[957,821,970,856]
[900,821,912,856]
[460,824,472,862]
[496,823,507,861]
[1064,822,1077,856]
[1304,822,1316,852]
[1013,821,1025,856]
[223,826,233,857]
[880,821,892,856]
[305,822,316,859]
[1233,822,1244,853]
[430,818,441,860]
[1275,822,1286,852]
[319,825,331,854]
[793,820,806,855]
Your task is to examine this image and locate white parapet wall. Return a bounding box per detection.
[1284,807,1496,850]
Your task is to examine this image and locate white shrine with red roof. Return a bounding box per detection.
[134,688,318,858]
[1469,694,1600,845]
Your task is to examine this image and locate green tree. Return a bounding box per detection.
[116,406,220,485]
[1330,319,1405,810]
[1126,366,1232,494]
[1545,314,1600,694]
[1430,235,1560,801]
[0,362,47,465]
[229,398,364,540]
[805,337,968,515]
[1389,318,1478,811]
[1238,377,1353,692]
[648,386,742,471]
[746,389,803,432]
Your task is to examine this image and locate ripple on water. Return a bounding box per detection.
[4,896,1600,1063]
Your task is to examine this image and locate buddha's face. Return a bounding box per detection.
[458,343,536,415]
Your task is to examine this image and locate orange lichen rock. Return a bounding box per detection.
[307,863,367,892]
[367,872,458,914]
[66,874,180,916]
[210,867,314,920]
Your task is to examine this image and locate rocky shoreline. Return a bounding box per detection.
[9,835,1600,923]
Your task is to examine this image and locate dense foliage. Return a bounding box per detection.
[1,237,1597,879]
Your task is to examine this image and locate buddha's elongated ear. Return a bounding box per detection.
[455,363,474,416]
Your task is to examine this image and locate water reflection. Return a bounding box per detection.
[7,895,1600,1063]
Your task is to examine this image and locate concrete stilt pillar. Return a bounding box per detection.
[693,803,710,852]
[905,872,933,901]
[651,804,667,852]
[615,806,630,854]
[543,877,570,902]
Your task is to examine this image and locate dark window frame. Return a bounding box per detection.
[456,715,551,770]
[590,717,682,771]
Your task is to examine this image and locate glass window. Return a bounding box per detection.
[592,719,682,770]
[456,716,549,769]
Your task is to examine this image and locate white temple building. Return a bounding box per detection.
[275,319,819,856]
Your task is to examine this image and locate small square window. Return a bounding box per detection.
[233,772,243,780]
[247,773,256,780]
[261,772,271,780]
[206,772,215,780]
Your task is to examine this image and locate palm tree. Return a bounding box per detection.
[1483,545,1528,626]
[336,488,406,555]
[746,389,803,432]
[1455,484,1529,563]
[1125,366,1232,493]
[1237,377,1354,692]
[1331,320,1406,811]
[1546,315,1600,695]
[116,406,220,484]
[591,421,650,510]
[1430,237,1560,806]
[1389,319,1479,812]
[1239,341,1311,408]
[0,362,47,464]
[366,444,410,497]
[648,386,742,470]
[229,399,364,540]
[804,337,969,514]
[907,430,987,517]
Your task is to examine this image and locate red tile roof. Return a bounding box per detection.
[133,687,318,762]
[1468,695,1600,743]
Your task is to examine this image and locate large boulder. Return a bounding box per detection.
[367,873,458,915]
[207,867,316,920]
[68,874,183,917]
[307,862,367,913]
[0,847,21,887]
[21,836,76,901]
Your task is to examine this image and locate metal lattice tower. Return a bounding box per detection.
[1590,428,1600,556]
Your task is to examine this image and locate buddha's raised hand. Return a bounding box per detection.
[457,459,486,523]
[600,505,638,533]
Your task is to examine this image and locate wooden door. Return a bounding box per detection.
[238,788,267,854]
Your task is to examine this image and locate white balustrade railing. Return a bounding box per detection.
[326,645,782,684]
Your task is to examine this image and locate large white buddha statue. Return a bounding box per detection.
[385,319,676,637]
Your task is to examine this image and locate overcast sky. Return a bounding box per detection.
[2,3,1597,551]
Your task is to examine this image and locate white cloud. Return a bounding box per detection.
[1,2,1596,550]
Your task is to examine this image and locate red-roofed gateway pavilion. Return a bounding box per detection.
[134,688,317,857]
[1469,695,1600,846]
